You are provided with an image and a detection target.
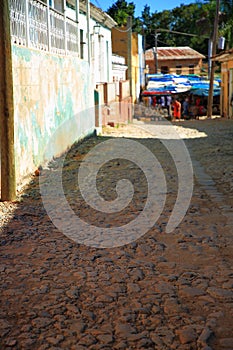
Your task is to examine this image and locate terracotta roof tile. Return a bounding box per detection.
[145,46,205,61]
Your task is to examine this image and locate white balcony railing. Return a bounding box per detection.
[10,0,27,46]
[29,0,48,50]
[9,0,79,55]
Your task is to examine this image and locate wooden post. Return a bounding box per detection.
[154,30,158,74]
[207,0,220,118]
[0,0,16,201]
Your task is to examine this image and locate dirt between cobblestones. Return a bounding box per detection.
[0,118,233,350]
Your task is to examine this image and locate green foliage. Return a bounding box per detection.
[107,0,233,56]
[219,0,233,48]
[107,0,136,26]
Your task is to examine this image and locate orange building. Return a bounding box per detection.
[145,46,205,75]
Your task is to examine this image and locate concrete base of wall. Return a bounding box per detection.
[95,127,103,136]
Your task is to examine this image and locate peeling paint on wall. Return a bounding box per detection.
[12,45,95,182]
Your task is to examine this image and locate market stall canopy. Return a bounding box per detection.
[191,87,221,96]
[144,74,221,97]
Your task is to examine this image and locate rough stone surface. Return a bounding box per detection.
[0,119,233,349]
[176,326,197,344]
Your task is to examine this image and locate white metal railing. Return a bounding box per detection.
[66,17,79,53]
[10,0,27,46]
[28,0,48,50]
[50,9,65,54]
[9,0,79,55]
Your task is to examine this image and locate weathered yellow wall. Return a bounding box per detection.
[112,28,140,103]
[12,45,95,183]
[112,28,128,64]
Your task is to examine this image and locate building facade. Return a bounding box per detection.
[213,48,233,119]
[0,0,131,200]
[145,46,205,75]
[112,54,128,83]
[111,26,145,103]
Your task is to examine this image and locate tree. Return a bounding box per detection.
[151,10,175,47]
[140,4,152,36]
[107,0,135,26]
[170,2,210,54]
[219,0,233,48]
[107,0,232,56]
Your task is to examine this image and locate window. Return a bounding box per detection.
[176,65,182,75]
[161,66,169,74]
[80,29,85,59]
[189,64,195,74]
[46,0,63,12]
[53,0,63,12]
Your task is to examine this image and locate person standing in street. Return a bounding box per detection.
[152,96,157,108]
[165,95,172,119]
[172,98,181,120]
[182,97,189,119]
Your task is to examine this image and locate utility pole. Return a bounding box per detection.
[207,0,220,118]
[0,0,16,201]
[127,16,132,98]
[154,31,160,74]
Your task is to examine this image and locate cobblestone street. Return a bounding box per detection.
[0,119,233,350]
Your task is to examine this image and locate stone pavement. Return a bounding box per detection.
[0,119,233,349]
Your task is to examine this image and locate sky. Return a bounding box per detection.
[94,0,197,17]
